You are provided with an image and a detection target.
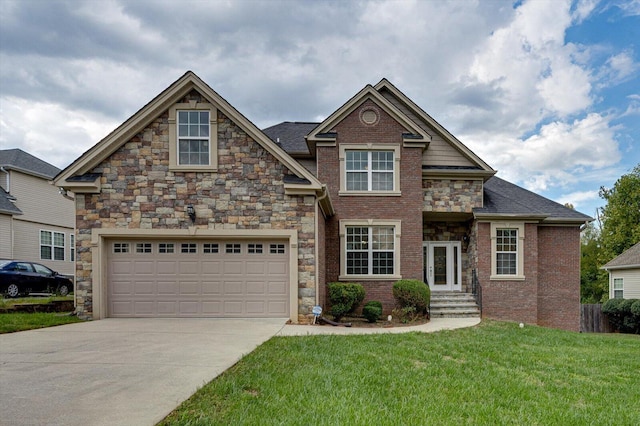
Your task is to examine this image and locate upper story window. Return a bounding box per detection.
[168,101,218,171]
[339,144,400,196]
[178,111,210,165]
[346,151,394,191]
[490,222,525,280]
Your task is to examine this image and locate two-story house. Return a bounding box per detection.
[54,72,590,330]
[1,149,76,276]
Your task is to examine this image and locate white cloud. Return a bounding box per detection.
[556,190,600,209]
[0,97,118,169]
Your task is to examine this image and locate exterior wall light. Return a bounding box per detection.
[186,204,196,223]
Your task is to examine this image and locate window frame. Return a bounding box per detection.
[490,222,525,280]
[613,278,624,299]
[339,144,401,196]
[168,101,218,171]
[339,219,402,280]
[40,230,65,261]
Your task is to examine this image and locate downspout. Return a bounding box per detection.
[58,187,75,201]
[314,185,334,307]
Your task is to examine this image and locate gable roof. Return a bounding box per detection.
[305,83,431,152]
[602,242,640,270]
[0,149,61,179]
[474,176,593,223]
[54,71,326,196]
[0,186,22,215]
[374,79,495,175]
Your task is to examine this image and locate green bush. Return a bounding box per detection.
[328,282,365,321]
[602,298,640,334]
[392,306,418,324]
[392,279,430,315]
[362,301,383,323]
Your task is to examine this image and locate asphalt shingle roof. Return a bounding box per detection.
[262,122,317,155]
[603,242,640,269]
[0,149,61,179]
[476,176,593,221]
[0,186,22,215]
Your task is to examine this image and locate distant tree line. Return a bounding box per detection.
[581,164,640,303]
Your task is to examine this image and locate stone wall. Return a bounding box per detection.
[423,179,483,213]
[74,91,317,322]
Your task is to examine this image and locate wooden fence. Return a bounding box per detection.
[580,304,613,333]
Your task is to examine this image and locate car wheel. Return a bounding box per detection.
[57,284,70,297]
[6,283,20,298]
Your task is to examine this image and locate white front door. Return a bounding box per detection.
[423,242,462,292]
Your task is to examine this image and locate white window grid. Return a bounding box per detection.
[345,150,394,191]
[177,110,210,165]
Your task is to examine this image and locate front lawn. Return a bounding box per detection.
[160,321,640,425]
[0,312,81,333]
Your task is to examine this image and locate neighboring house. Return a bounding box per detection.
[54,71,591,330]
[0,149,75,276]
[602,242,640,300]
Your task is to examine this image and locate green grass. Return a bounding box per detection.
[0,311,81,333]
[0,295,74,309]
[160,321,640,425]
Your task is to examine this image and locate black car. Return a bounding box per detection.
[0,260,73,298]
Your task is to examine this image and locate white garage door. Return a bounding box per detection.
[107,240,289,317]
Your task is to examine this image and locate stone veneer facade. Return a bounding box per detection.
[423,179,483,213]
[74,91,317,322]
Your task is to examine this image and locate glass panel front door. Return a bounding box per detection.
[424,242,462,291]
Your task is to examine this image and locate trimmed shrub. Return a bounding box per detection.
[392,279,430,315]
[392,306,418,324]
[363,301,383,323]
[602,298,640,334]
[328,282,365,321]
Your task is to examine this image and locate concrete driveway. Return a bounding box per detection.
[0,318,287,426]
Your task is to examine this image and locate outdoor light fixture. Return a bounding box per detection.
[186,204,196,223]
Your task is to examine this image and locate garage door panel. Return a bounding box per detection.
[202,281,222,295]
[179,281,199,295]
[224,281,243,295]
[224,301,243,315]
[246,281,265,294]
[268,261,287,274]
[134,281,154,295]
[134,261,154,274]
[157,281,178,295]
[111,280,133,295]
[156,261,178,275]
[108,240,290,318]
[267,301,287,315]
[246,261,265,274]
[268,280,287,295]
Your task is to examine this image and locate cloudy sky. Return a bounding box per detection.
[1,0,639,218]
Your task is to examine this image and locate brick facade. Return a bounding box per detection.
[475,222,581,331]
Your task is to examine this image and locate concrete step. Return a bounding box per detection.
[429,292,480,318]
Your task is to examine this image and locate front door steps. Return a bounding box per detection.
[430,292,480,318]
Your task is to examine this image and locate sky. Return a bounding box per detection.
[1,0,639,219]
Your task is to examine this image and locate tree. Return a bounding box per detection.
[599,164,640,262]
[580,222,607,303]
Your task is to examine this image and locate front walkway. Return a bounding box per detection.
[277,317,481,336]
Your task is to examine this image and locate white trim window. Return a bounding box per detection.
[40,230,65,261]
[339,220,402,279]
[177,110,210,165]
[346,150,394,191]
[613,278,624,299]
[496,229,517,275]
[339,144,401,196]
[490,222,525,280]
